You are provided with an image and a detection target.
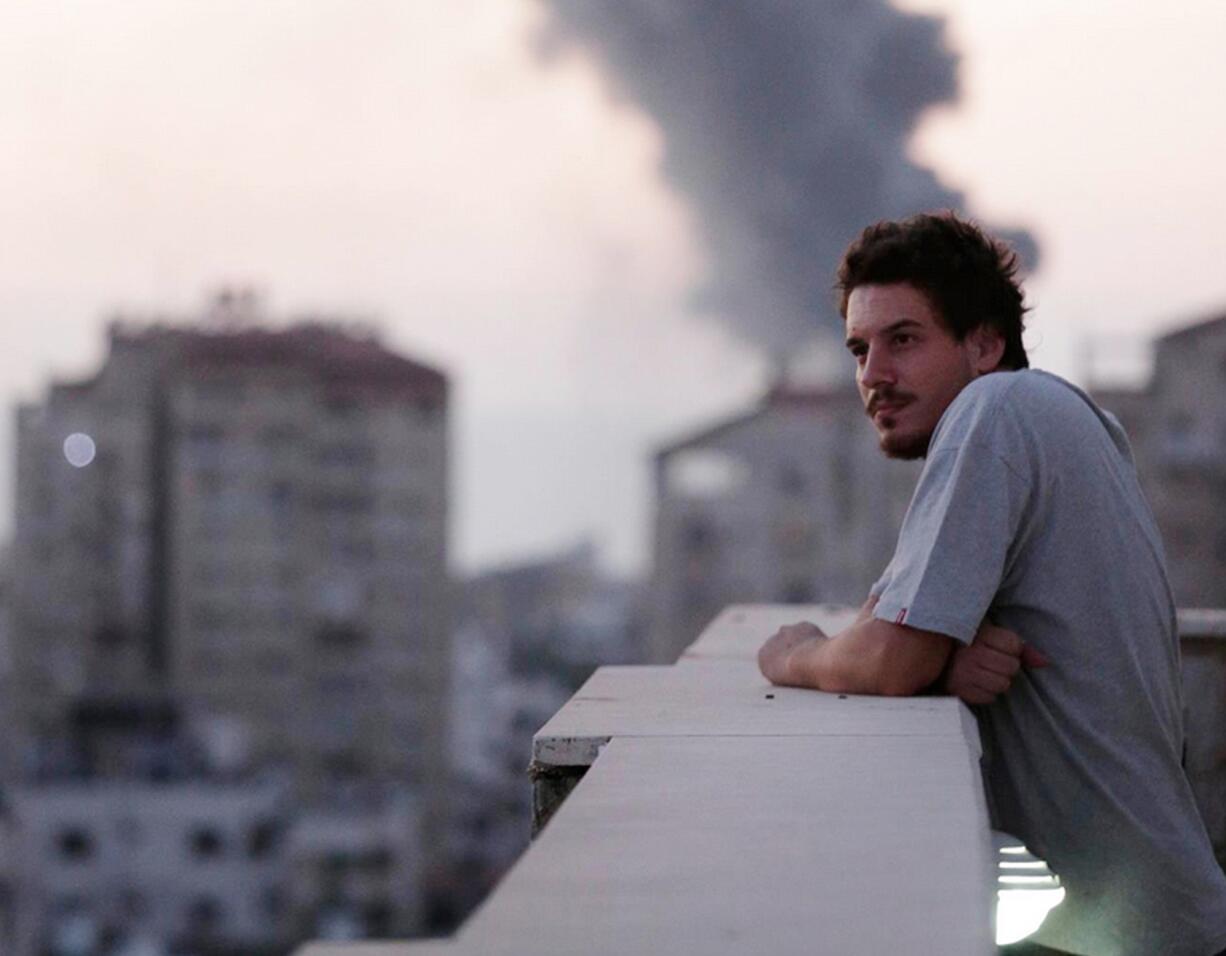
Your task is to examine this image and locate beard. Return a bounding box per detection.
[866,388,931,460]
[878,428,931,460]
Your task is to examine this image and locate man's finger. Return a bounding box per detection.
[971,645,1022,677]
[1021,643,1050,668]
[961,686,998,706]
[976,671,1013,695]
[977,625,1024,657]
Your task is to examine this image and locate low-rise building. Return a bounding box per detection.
[650,384,920,664]
[1094,311,1226,608]
[446,543,644,923]
[8,778,291,955]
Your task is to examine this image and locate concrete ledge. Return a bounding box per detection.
[297,944,454,955]
[299,602,1226,955]
[462,734,994,955]
[294,603,1002,954]
[533,664,978,769]
[1178,608,1226,639]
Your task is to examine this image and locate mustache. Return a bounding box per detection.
[866,388,915,416]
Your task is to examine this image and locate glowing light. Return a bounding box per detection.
[993,834,1064,945]
[997,887,1065,946]
[63,433,97,468]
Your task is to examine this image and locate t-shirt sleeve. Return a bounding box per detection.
[872,436,1031,644]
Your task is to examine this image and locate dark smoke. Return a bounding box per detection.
[534,0,1039,356]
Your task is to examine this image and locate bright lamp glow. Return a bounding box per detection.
[997,886,1065,945]
[993,837,1064,946]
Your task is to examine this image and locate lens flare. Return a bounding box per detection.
[63,433,97,468]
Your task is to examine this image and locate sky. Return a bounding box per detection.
[3,0,1225,576]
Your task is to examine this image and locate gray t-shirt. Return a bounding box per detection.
[872,369,1226,956]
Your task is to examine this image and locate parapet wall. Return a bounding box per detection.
[299,605,1226,955]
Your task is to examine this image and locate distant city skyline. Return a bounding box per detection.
[3,0,1224,574]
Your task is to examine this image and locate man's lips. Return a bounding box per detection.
[868,397,912,420]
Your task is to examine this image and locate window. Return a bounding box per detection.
[248,820,282,859]
[318,443,375,467]
[57,827,94,862]
[187,896,223,932]
[262,423,299,447]
[778,464,806,496]
[93,623,126,648]
[316,623,369,647]
[667,449,750,499]
[682,518,715,554]
[189,826,224,859]
[184,423,226,459]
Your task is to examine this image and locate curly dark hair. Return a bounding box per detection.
[835,212,1030,370]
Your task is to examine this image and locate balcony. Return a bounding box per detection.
[300,605,1226,956]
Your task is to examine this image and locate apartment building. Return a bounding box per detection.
[1094,312,1226,608]
[7,296,450,950]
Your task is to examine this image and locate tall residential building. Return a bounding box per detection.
[9,299,450,862]
[1094,311,1226,608]
[649,384,920,664]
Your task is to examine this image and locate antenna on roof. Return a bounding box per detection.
[203,285,263,328]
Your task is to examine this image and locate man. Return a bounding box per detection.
[757,213,1226,955]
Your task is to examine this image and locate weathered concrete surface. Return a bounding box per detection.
[297,944,453,955]
[460,735,995,956]
[533,664,978,768]
[1178,608,1226,638]
[527,761,588,836]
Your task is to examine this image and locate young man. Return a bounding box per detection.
[758,213,1226,955]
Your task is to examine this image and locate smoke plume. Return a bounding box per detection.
[534,0,1038,356]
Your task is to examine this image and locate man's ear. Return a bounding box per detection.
[968,325,1006,374]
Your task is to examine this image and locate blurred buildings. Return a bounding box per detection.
[650,383,920,664]
[446,542,644,921]
[1093,312,1226,609]
[4,289,1223,954]
[5,295,448,954]
[651,309,1226,664]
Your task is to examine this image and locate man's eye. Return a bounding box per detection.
[892,333,914,347]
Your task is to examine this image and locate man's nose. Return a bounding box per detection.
[860,345,895,389]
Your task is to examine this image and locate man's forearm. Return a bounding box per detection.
[762,616,954,697]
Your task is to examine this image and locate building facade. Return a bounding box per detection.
[650,384,920,664]
[1094,312,1226,609]
[7,298,449,952]
[446,543,645,923]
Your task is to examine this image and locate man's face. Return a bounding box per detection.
[844,283,993,460]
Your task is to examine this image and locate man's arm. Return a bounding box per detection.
[758,597,954,697]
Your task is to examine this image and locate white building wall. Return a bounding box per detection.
[8,781,291,956]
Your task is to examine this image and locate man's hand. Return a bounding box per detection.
[941,621,1049,705]
[758,622,826,686]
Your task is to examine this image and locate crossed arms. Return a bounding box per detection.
[757,596,1047,702]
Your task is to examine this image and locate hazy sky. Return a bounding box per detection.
[3,1,1225,575]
